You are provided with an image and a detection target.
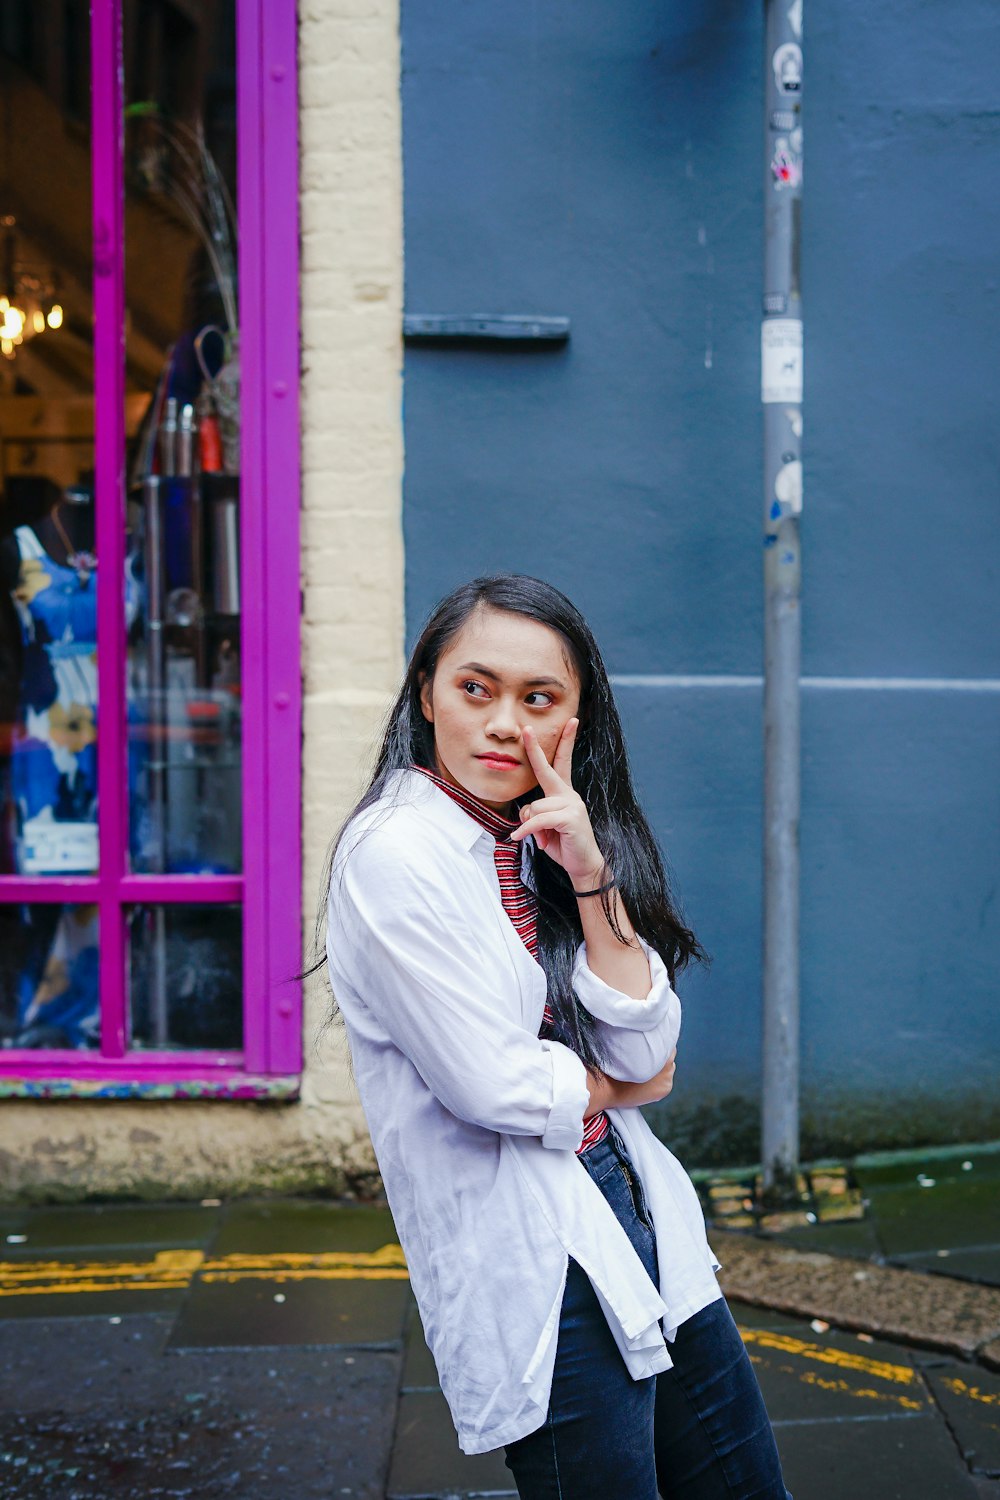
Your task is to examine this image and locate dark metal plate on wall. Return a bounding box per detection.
[403,314,570,345]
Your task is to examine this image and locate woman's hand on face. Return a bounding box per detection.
[509,719,607,889]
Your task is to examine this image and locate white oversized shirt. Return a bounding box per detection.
[325,766,722,1455]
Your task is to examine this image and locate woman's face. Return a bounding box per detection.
[419,606,582,814]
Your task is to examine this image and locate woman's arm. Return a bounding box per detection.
[574,870,652,997]
[327,826,591,1151]
[585,1048,677,1117]
[571,934,681,1083]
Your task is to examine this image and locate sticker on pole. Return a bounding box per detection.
[761,319,803,403]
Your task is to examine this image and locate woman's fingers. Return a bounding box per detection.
[520,718,578,792]
[510,809,568,842]
[521,724,564,794]
[551,717,579,784]
[517,796,562,820]
[514,798,568,853]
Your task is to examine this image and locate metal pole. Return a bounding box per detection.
[761,0,803,1196]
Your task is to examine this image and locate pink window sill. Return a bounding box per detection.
[0,1057,300,1101]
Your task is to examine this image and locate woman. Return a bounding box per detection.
[318,574,791,1499]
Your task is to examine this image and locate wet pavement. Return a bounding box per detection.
[0,1173,997,1499]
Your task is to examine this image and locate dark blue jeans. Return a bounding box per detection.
[503,1122,792,1499]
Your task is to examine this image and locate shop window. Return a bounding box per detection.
[0,904,100,1049]
[128,903,242,1051]
[0,0,300,1093]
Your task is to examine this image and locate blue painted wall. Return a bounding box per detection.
[400,2,1000,1162]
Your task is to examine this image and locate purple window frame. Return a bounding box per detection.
[0,0,302,1096]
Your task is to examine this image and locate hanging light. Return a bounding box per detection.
[0,301,24,343]
[0,218,63,359]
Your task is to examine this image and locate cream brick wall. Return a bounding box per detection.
[297,0,404,1146]
[0,0,404,1201]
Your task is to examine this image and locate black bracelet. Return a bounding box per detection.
[573,877,617,898]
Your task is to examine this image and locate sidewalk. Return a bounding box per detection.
[0,1145,998,1498]
[694,1140,1000,1292]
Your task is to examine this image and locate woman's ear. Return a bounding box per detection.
[418,670,433,723]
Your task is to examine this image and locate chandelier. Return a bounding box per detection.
[0,216,63,360]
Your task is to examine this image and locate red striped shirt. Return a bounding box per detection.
[411,764,609,1154]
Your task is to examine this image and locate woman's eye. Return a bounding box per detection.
[462,680,489,698]
[525,692,553,707]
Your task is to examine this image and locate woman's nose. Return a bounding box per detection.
[485,701,521,739]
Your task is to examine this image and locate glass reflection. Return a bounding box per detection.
[0,903,99,1049]
[0,4,98,876]
[129,902,241,1050]
[124,0,242,875]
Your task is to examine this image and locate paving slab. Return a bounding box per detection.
[14,1203,221,1252]
[863,1179,1000,1257]
[891,1246,1000,1288]
[759,1218,885,1260]
[0,1313,399,1499]
[210,1199,398,1256]
[715,1231,1000,1360]
[924,1362,1000,1476]
[774,1411,982,1500]
[166,1198,411,1351]
[727,1299,812,1332]
[387,1389,516,1500]
[0,1210,29,1243]
[401,1292,440,1390]
[168,1270,411,1351]
[853,1145,1000,1191]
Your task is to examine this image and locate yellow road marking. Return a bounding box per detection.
[940,1375,1000,1409]
[0,1249,204,1282]
[737,1326,918,1386]
[2,1279,193,1297]
[795,1369,924,1411]
[0,1246,408,1298]
[199,1244,409,1283]
[200,1270,410,1282]
[0,1250,204,1296]
[201,1245,407,1273]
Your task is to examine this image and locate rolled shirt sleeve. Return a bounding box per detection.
[539,1038,589,1151]
[573,935,682,1084]
[328,826,591,1149]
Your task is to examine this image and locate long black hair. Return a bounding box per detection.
[303,573,708,1074]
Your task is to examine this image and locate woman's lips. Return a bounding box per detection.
[476,754,521,769]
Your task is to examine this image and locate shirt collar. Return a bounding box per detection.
[409,762,521,842]
[384,766,495,852]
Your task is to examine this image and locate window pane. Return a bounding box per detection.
[123,0,242,875]
[0,2,97,877]
[0,903,99,1049]
[128,902,242,1050]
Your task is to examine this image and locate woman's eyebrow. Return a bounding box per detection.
[455,660,500,678]
[455,661,568,690]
